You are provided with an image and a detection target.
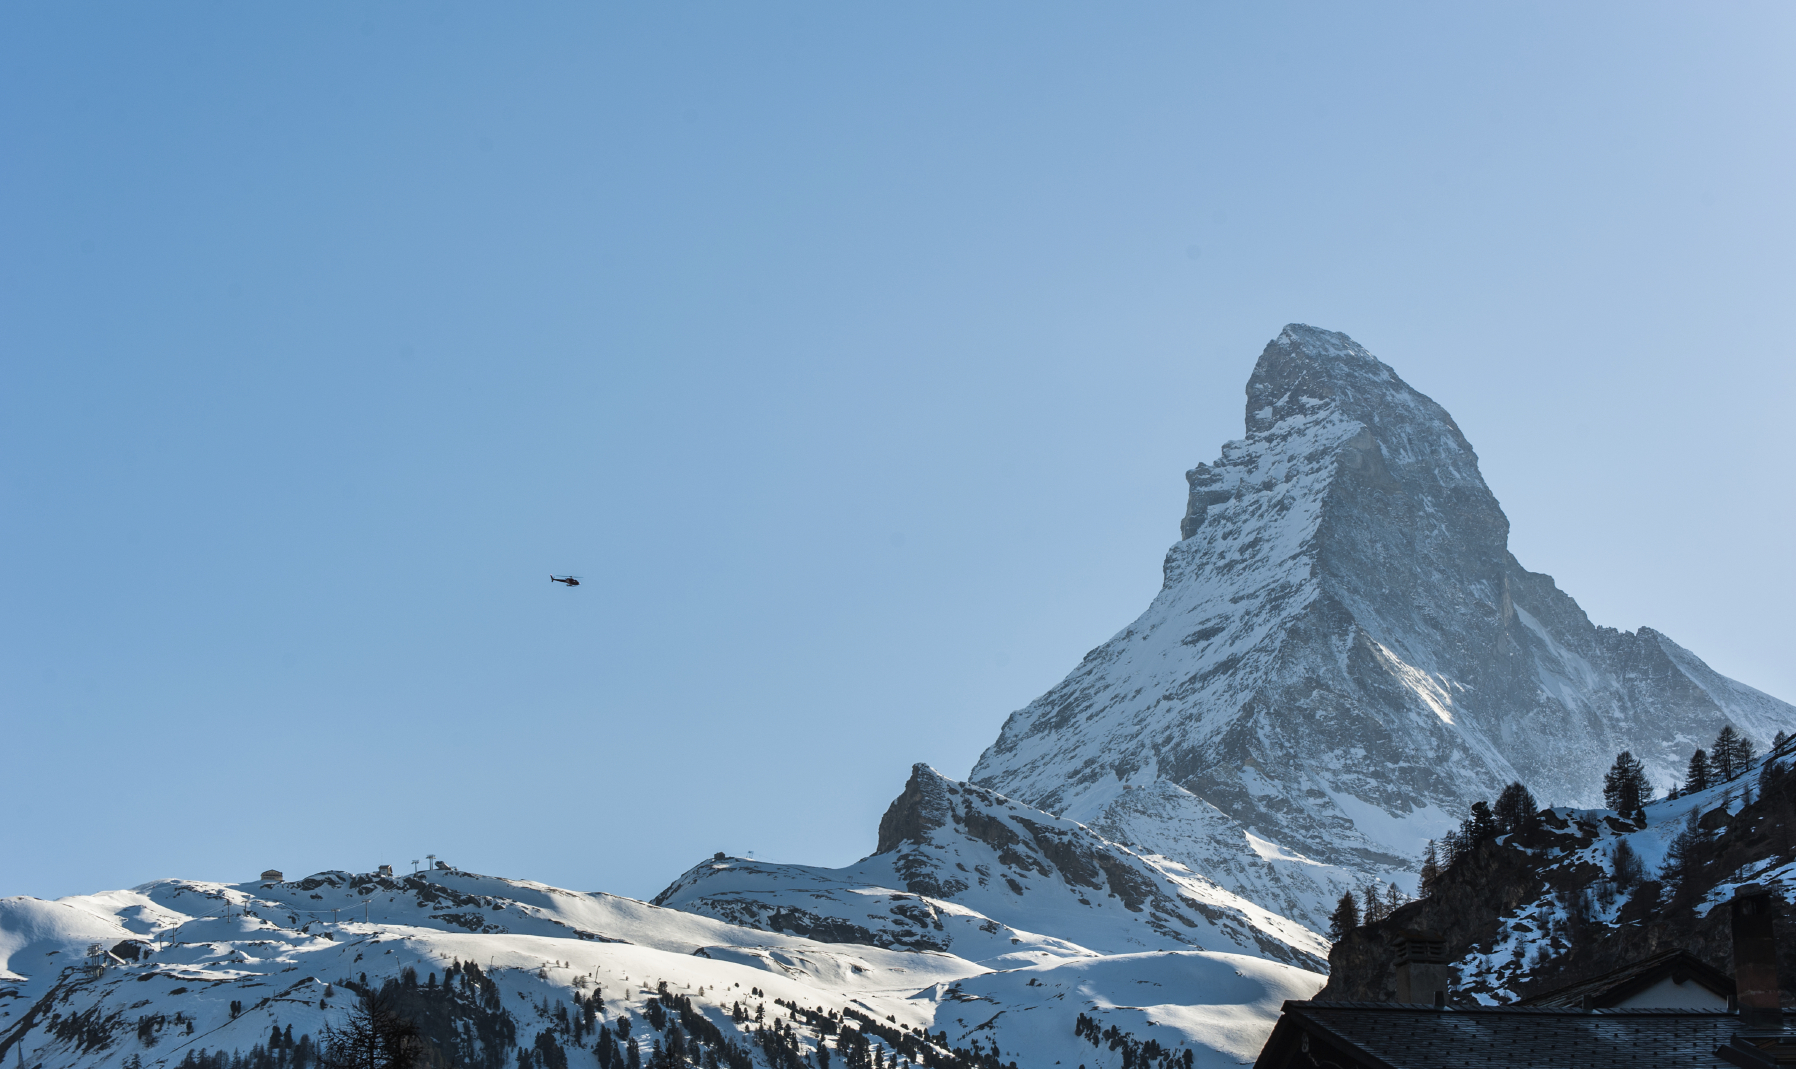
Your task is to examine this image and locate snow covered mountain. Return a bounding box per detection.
[12,323,1789,1069]
[970,324,1796,931]
[0,861,1321,1069]
[653,764,1327,972]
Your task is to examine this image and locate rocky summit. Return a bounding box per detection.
[971,324,1795,930]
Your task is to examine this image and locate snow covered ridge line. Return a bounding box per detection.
[0,762,1331,1067]
[653,764,1328,972]
[970,323,1796,932]
[0,849,1324,1069]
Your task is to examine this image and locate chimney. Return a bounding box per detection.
[1731,884,1783,1033]
[1391,930,1452,1006]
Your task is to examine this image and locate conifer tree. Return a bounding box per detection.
[1492,782,1538,834]
[1385,883,1403,915]
[1611,838,1643,889]
[1602,752,1652,812]
[1327,892,1359,942]
[1714,727,1741,781]
[1465,801,1499,847]
[1417,841,1441,897]
[1361,882,1387,924]
[1440,828,1465,867]
[1686,749,1711,793]
[1735,733,1756,777]
[318,995,423,1069]
[1660,807,1705,897]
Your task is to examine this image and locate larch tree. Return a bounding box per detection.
[319,995,425,1069]
[1714,727,1742,781]
[1418,840,1442,897]
[1328,892,1360,942]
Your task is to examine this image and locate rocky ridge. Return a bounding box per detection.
[971,324,1796,930]
[653,764,1327,972]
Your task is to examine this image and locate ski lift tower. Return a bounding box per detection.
[425,854,437,878]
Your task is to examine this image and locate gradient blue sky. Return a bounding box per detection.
[4,4,1793,902]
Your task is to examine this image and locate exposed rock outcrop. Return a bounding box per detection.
[972,324,1796,930]
[655,764,1328,970]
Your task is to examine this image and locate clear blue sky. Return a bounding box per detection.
[4,4,1793,902]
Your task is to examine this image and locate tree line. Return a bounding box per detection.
[1325,725,1788,944]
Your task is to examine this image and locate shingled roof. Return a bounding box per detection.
[1513,949,1734,1009]
[1251,1001,1791,1069]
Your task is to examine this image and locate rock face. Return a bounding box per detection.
[970,324,1796,930]
[653,763,1328,971]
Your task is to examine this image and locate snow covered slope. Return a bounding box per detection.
[0,864,1321,1069]
[1320,736,1796,1007]
[653,765,1327,972]
[935,951,1324,1069]
[971,324,1796,931]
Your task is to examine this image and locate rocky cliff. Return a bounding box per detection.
[971,324,1796,929]
[654,763,1328,971]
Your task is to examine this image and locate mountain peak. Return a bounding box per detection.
[975,324,1796,931]
[1244,325,1435,436]
[875,762,954,854]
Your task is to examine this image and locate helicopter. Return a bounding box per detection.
[550,575,581,587]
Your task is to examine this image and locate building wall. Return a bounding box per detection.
[1613,976,1729,1009]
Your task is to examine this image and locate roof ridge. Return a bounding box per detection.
[1289,1000,1744,1017]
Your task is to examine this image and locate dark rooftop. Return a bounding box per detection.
[1253,1001,1792,1069]
[1513,949,1733,1009]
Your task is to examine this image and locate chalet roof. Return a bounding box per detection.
[1512,949,1733,1008]
[1252,1001,1788,1069]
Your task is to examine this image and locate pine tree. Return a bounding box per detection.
[1361,882,1387,924]
[1417,840,1441,896]
[1714,727,1741,781]
[1660,807,1706,897]
[1602,752,1652,812]
[318,995,423,1069]
[1327,892,1359,942]
[1686,749,1711,793]
[1735,734,1756,777]
[1492,782,1538,835]
[1465,801,1499,846]
[1611,837,1643,889]
[1440,828,1465,867]
[1385,883,1403,915]
[1776,730,1790,752]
